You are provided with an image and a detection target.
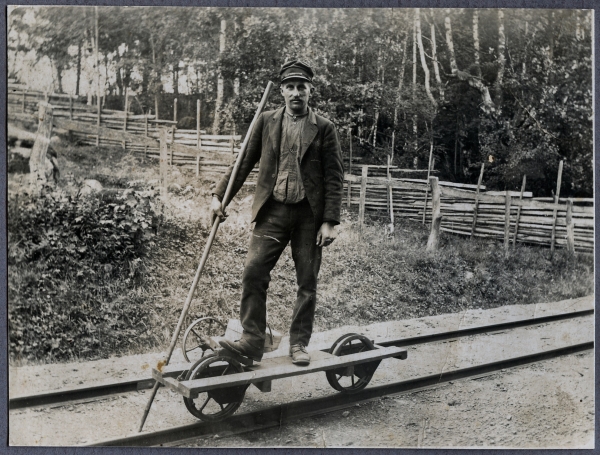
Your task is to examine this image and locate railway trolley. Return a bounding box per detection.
[152,317,407,422]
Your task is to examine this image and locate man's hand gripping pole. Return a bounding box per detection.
[138,81,274,433]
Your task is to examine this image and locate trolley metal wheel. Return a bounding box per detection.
[183,353,247,422]
[181,317,226,363]
[325,333,378,394]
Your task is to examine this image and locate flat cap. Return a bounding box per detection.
[280,60,314,83]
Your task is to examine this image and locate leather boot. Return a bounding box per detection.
[219,338,263,362]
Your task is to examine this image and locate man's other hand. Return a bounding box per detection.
[316,222,336,247]
[210,196,227,223]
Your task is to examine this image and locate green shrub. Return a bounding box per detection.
[8,187,160,361]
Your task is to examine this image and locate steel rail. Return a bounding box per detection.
[9,308,593,410]
[89,341,593,447]
[377,308,594,348]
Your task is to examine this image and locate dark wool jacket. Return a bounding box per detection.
[214,107,344,227]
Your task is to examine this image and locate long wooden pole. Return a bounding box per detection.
[550,160,564,253]
[137,81,273,433]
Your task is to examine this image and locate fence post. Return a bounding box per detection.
[28,102,54,193]
[69,94,73,120]
[565,198,575,254]
[550,160,564,253]
[159,128,168,197]
[422,142,434,224]
[504,189,512,255]
[470,163,485,238]
[173,98,178,123]
[426,177,441,252]
[512,175,527,247]
[358,166,368,234]
[122,87,128,150]
[22,90,26,112]
[197,99,201,149]
[347,130,353,208]
[387,154,394,233]
[170,127,175,166]
[96,89,100,146]
[144,111,149,161]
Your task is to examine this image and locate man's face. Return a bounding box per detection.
[280,79,312,114]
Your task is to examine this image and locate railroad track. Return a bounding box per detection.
[9,308,592,411]
[90,341,593,447]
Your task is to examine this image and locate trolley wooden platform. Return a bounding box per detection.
[152,322,407,422]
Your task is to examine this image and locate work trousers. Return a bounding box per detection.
[240,197,322,349]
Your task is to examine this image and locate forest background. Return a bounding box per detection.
[8,7,593,196]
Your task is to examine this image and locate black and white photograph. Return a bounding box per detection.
[6,5,595,448]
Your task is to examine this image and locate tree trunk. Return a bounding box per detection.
[522,21,528,76]
[213,18,227,134]
[141,60,150,95]
[394,34,408,128]
[473,10,482,78]
[495,10,506,106]
[115,68,123,97]
[445,10,494,112]
[416,9,437,109]
[75,41,82,96]
[372,110,379,148]
[444,11,459,75]
[173,65,179,95]
[150,33,160,119]
[234,18,240,96]
[412,19,417,149]
[55,62,64,93]
[430,11,444,101]
[94,5,100,110]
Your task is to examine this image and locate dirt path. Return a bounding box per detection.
[9,296,594,448]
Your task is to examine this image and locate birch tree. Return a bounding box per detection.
[444,9,494,112]
[212,18,226,133]
[429,11,444,101]
[415,9,436,109]
[495,10,506,105]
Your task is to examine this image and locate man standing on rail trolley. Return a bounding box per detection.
[210,60,344,366]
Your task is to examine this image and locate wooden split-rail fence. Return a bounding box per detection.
[7,84,243,178]
[346,165,593,254]
[9,85,593,253]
